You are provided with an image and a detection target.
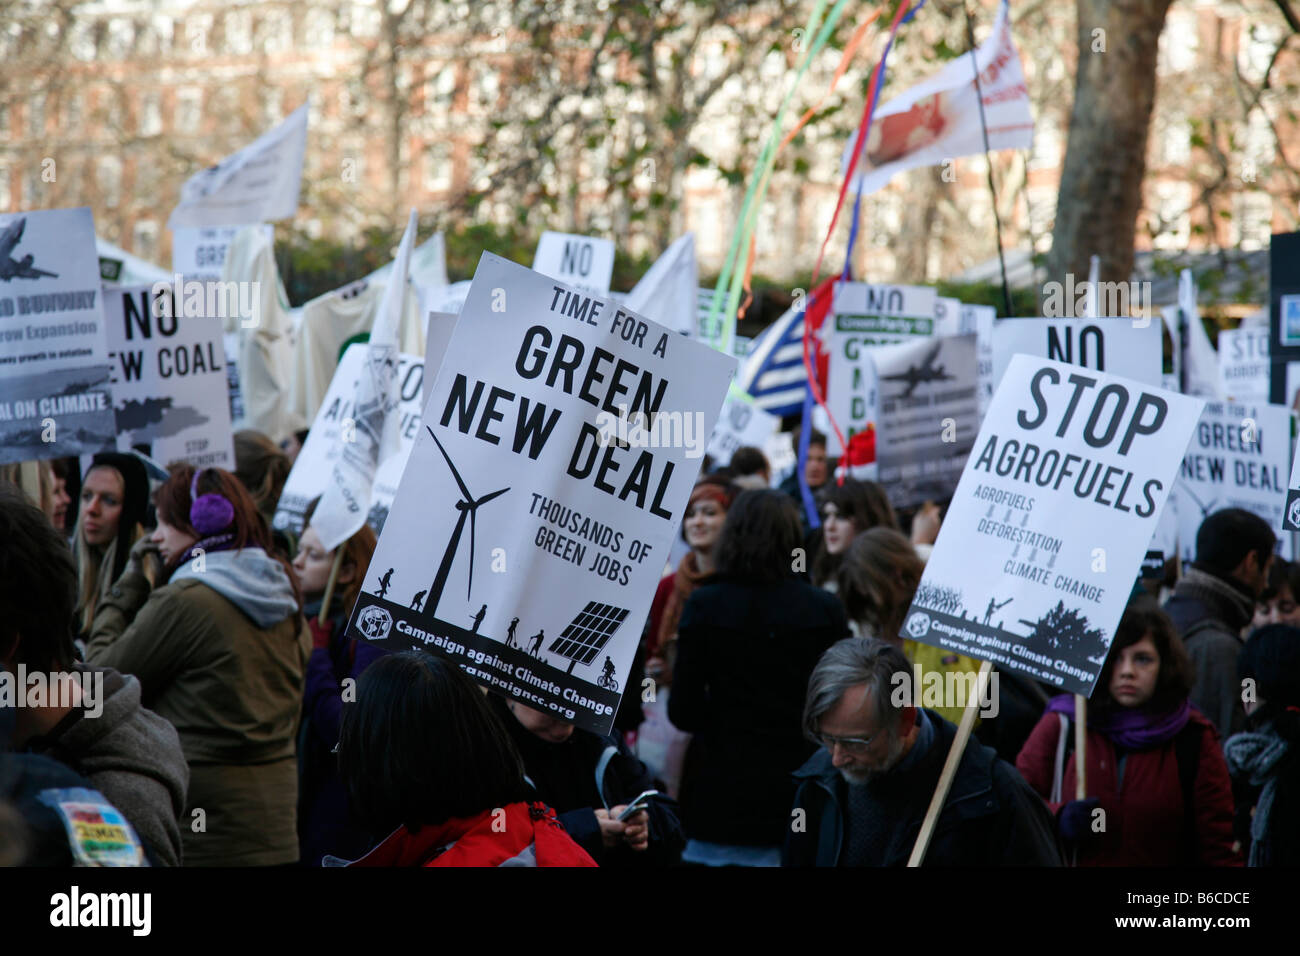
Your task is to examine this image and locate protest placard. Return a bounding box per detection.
[706,390,781,467]
[422,310,458,411]
[900,354,1204,695]
[1217,327,1270,402]
[826,281,936,454]
[0,207,116,464]
[532,231,615,296]
[273,344,425,537]
[101,284,234,470]
[862,333,980,508]
[1173,400,1292,560]
[344,253,735,734]
[992,317,1163,391]
[167,105,308,229]
[171,225,272,283]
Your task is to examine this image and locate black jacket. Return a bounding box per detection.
[669,575,849,846]
[783,709,1063,867]
[488,694,684,866]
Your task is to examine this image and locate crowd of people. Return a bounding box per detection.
[1,428,1296,867]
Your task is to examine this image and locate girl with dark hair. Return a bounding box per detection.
[1016,599,1239,865]
[85,464,310,866]
[669,489,849,866]
[73,452,151,635]
[295,497,384,865]
[1251,559,1300,630]
[1224,624,1300,866]
[810,477,898,589]
[645,476,736,683]
[334,651,596,867]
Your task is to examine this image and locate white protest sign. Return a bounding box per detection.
[101,284,234,469]
[864,333,980,508]
[344,253,735,734]
[273,344,424,537]
[706,391,780,466]
[171,225,272,283]
[1174,400,1293,561]
[0,207,116,464]
[826,281,937,455]
[532,231,615,296]
[993,317,1162,393]
[168,105,308,229]
[1217,327,1270,402]
[422,310,458,411]
[901,355,1204,695]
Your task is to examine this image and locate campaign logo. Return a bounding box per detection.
[0,217,59,281]
[905,611,931,639]
[357,605,393,640]
[1287,492,1300,531]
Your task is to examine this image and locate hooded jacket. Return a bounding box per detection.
[337,802,598,867]
[85,547,309,866]
[784,709,1063,867]
[1163,566,1255,738]
[25,662,188,866]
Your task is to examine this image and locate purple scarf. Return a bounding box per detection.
[1046,693,1191,751]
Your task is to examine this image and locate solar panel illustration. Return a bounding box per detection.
[549,602,631,665]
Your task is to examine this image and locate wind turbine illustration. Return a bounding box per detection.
[423,425,510,620]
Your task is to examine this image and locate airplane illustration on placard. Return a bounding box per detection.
[882,341,953,397]
[0,218,58,280]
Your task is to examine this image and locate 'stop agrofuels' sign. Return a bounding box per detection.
[901,355,1203,696]
[344,253,734,735]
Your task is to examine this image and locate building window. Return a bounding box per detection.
[1243,109,1273,166]
[263,88,283,127]
[305,9,334,47]
[133,220,159,260]
[1239,24,1280,84]
[1150,180,1191,250]
[260,9,291,54]
[425,143,452,191]
[64,93,83,129]
[99,157,123,209]
[472,65,499,112]
[106,18,135,59]
[1232,192,1272,251]
[27,93,45,137]
[0,166,10,210]
[140,92,163,136]
[1158,12,1197,73]
[426,65,457,112]
[225,10,253,55]
[22,169,40,209]
[350,3,381,38]
[177,89,202,133]
[69,20,96,60]
[1158,111,1190,166]
[187,14,212,57]
[1028,115,1061,170]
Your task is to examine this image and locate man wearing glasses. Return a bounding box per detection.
[783,638,1061,867]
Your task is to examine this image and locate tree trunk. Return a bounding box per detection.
[1047,0,1173,288]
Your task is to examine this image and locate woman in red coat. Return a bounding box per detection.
[1016,599,1240,866]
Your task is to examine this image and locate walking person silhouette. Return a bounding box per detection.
[411,589,427,612]
[471,603,487,633]
[377,568,394,600]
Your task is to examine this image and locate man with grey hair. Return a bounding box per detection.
[783,637,1061,866]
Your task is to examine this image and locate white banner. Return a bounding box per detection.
[841,0,1033,197]
[101,284,234,470]
[625,233,696,338]
[901,355,1204,695]
[706,391,780,466]
[344,253,735,734]
[0,207,116,464]
[273,344,425,537]
[532,231,615,296]
[171,225,271,283]
[168,105,308,229]
[1173,400,1293,561]
[310,210,417,551]
[826,282,937,456]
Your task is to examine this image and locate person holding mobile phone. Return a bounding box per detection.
[488,693,684,866]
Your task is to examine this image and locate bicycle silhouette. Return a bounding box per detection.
[597,673,619,692]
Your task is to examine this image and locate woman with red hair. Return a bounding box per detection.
[85,464,309,866]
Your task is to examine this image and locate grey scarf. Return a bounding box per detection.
[1223,724,1290,866]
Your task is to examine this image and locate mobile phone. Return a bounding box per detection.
[617,790,660,820]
